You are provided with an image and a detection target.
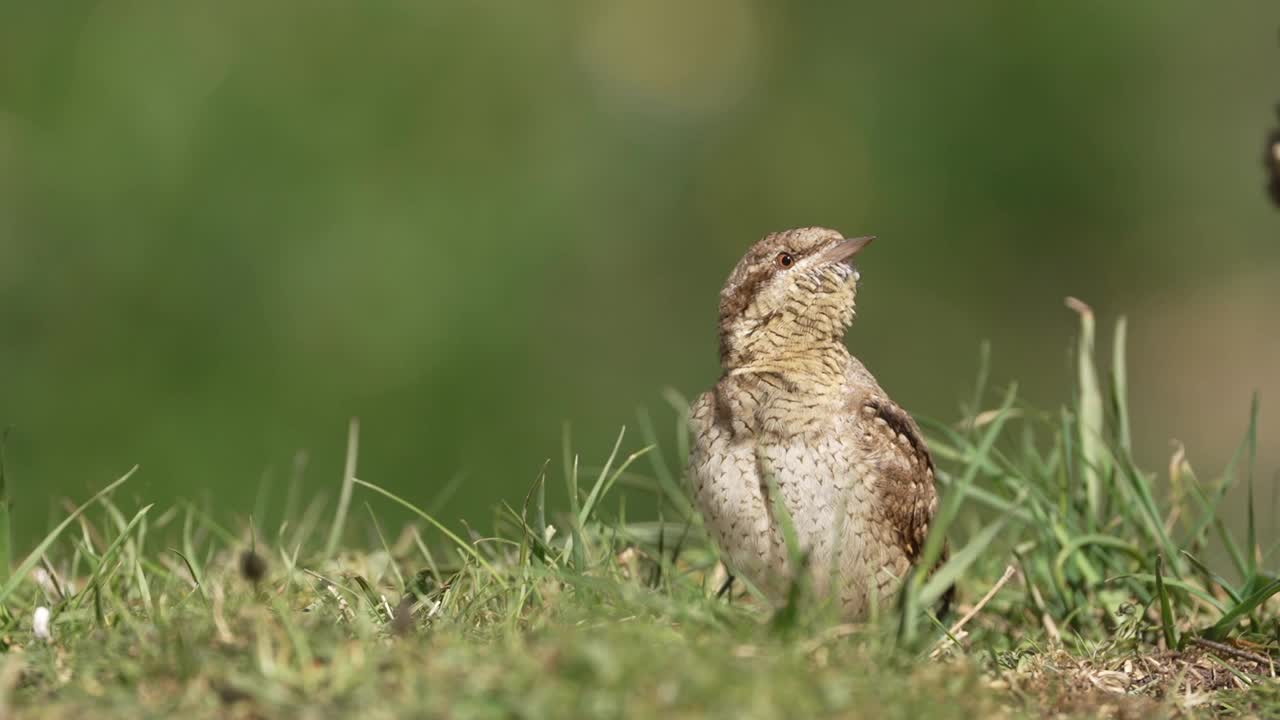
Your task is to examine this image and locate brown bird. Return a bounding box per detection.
[688,227,943,619]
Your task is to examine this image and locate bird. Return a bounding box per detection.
[688,226,945,620]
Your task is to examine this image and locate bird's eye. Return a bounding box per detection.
[776,252,794,269]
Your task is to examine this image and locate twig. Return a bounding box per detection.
[37,558,66,601]
[931,565,1017,658]
[1189,637,1273,668]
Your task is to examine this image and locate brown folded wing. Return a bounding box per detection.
[855,395,954,615]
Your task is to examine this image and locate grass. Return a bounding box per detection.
[1,303,1277,719]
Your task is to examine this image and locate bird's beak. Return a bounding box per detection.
[817,235,875,265]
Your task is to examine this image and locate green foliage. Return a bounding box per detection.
[909,301,1279,658]
[0,468,134,608]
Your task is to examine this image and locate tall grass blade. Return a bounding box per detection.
[1188,420,1255,579]
[1066,298,1104,527]
[323,418,360,561]
[561,423,585,567]
[661,388,691,465]
[166,548,207,604]
[637,406,694,517]
[918,385,1018,573]
[364,503,405,592]
[964,341,992,434]
[1109,449,1181,576]
[902,386,1019,644]
[1121,573,1227,613]
[71,505,153,609]
[578,427,626,528]
[0,466,135,607]
[1111,317,1131,454]
[352,477,507,589]
[1245,393,1259,576]
[562,422,579,519]
[1202,576,1280,641]
[428,472,466,517]
[920,511,1014,610]
[1154,555,1180,649]
[1053,534,1142,590]
[1178,550,1240,605]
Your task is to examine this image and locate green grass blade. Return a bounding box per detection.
[1118,574,1228,613]
[165,548,207,605]
[562,422,580,519]
[1108,449,1180,575]
[920,510,1015,610]
[578,426,626,528]
[1196,419,1255,580]
[1111,316,1131,455]
[561,424,585,567]
[1181,474,1235,563]
[352,477,507,589]
[901,386,1018,644]
[581,448,652,530]
[1067,298,1104,526]
[918,385,1018,573]
[660,388,692,466]
[1178,550,1240,605]
[0,466,135,607]
[930,474,1034,524]
[323,417,360,561]
[967,341,992,435]
[1244,394,1259,577]
[1052,534,1142,590]
[428,472,466,518]
[181,505,205,598]
[71,504,153,609]
[1154,555,1179,649]
[536,462,548,543]
[1202,576,1280,641]
[364,503,405,592]
[637,406,694,518]
[1214,517,1250,584]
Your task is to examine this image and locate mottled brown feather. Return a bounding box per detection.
[860,397,953,615]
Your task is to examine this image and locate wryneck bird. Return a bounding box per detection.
[689,226,950,619]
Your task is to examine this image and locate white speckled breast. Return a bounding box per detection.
[688,381,911,618]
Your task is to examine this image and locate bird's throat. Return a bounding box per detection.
[717,340,851,439]
[723,339,851,395]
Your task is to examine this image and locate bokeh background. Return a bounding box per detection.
[1,2,1278,544]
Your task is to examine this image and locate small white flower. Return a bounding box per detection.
[544,525,557,544]
[33,607,51,642]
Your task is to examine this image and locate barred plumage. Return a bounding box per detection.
[689,227,948,619]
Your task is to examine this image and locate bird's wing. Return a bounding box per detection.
[852,394,939,563]
[849,391,954,614]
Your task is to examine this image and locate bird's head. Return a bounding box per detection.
[717,227,873,371]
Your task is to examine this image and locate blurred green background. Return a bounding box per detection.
[2,2,1278,544]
